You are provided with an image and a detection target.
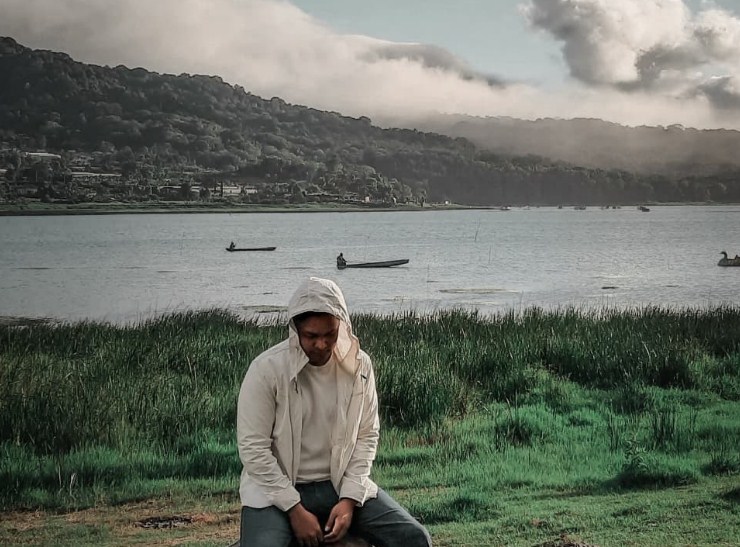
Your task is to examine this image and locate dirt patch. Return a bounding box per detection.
[535,533,599,547]
[0,510,45,533]
[1,499,241,546]
[135,515,192,529]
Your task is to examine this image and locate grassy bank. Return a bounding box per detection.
[1,308,738,546]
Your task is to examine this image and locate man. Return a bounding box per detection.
[237,277,431,547]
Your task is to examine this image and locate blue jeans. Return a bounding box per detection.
[240,481,431,547]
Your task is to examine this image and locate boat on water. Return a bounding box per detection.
[337,258,409,270]
[718,251,740,267]
[638,205,651,212]
[226,246,276,252]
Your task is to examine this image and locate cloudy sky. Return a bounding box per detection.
[2,0,740,129]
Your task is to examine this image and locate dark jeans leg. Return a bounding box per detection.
[240,505,294,547]
[351,488,432,547]
[240,482,337,547]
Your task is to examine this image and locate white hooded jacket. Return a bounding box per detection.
[237,277,380,511]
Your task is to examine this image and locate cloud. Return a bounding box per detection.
[699,76,740,109]
[0,0,508,113]
[694,7,740,61]
[521,0,740,109]
[361,42,506,87]
[0,0,739,128]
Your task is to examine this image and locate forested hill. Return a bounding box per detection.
[1,36,738,206]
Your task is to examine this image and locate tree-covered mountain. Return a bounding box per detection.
[1,36,738,206]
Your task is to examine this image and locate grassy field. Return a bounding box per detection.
[1,308,738,546]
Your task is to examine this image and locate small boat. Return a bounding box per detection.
[337,259,409,270]
[226,246,276,252]
[638,205,650,212]
[718,251,740,267]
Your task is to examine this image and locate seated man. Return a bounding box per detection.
[237,277,431,547]
[337,253,347,267]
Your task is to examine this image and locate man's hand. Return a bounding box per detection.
[288,503,323,547]
[323,498,356,543]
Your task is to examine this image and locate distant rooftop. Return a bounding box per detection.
[70,172,121,177]
[24,152,62,160]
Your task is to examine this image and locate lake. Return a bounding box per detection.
[1,206,739,324]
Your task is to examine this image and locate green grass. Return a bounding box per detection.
[1,307,739,545]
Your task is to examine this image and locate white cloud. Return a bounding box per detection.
[522,0,693,85]
[1,0,739,128]
[694,7,740,60]
[521,0,740,110]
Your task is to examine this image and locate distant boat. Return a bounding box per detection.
[574,205,586,210]
[337,258,409,270]
[226,246,276,252]
[718,251,740,267]
[638,205,651,212]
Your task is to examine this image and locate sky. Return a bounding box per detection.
[293,0,740,88]
[2,0,740,129]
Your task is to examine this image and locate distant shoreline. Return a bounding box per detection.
[0,202,481,216]
[0,201,733,216]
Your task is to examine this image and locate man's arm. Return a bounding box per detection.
[237,363,301,511]
[338,358,380,505]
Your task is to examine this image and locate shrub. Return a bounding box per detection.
[616,442,700,488]
[493,405,559,447]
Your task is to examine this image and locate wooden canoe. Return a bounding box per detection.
[226,246,276,252]
[337,259,409,270]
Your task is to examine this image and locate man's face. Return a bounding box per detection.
[296,314,340,366]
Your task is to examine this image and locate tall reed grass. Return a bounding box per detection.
[1,306,738,510]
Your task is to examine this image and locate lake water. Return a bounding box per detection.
[1,206,739,324]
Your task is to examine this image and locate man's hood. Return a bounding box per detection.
[287,277,360,376]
